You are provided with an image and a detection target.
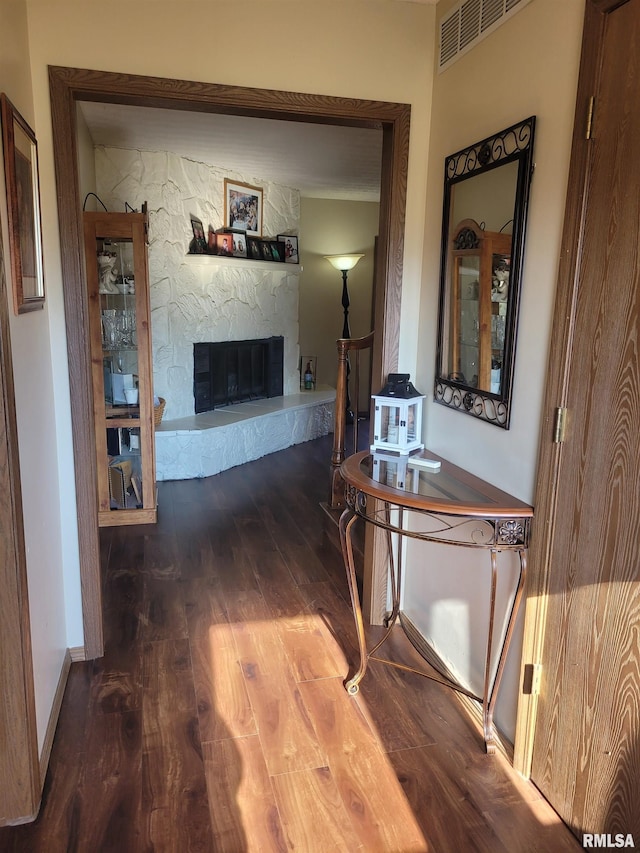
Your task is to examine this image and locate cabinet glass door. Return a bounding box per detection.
[99,237,144,509]
[85,210,156,526]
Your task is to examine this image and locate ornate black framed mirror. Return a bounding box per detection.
[434,116,536,428]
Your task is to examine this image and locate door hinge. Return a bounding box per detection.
[523,663,543,695]
[586,96,595,140]
[553,407,568,443]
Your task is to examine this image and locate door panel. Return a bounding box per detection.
[531,0,640,837]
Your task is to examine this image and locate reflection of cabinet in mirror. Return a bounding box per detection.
[435,116,535,428]
[450,219,511,393]
[84,209,157,527]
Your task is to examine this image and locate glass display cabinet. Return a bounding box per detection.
[449,219,512,393]
[83,209,157,526]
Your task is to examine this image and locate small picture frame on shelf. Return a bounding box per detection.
[270,241,285,263]
[215,233,234,256]
[260,240,273,262]
[278,235,299,264]
[247,237,262,260]
[206,225,216,254]
[232,233,247,258]
[189,214,207,253]
[224,179,263,236]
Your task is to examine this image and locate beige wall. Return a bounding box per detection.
[299,197,379,411]
[404,0,586,742]
[0,0,71,755]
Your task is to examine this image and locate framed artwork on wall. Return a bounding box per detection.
[224,179,263,236]
[1,94,45,314]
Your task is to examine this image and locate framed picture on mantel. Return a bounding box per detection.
[247,237,261,260]
[278,234,299,264]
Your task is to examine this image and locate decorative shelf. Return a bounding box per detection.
[184,253,301,272]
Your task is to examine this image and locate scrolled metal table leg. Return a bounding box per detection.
[482,549,499,754]
[339,503,368,695]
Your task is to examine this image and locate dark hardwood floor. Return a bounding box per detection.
[0,435,580,851]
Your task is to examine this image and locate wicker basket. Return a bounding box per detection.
[154,397,166,426]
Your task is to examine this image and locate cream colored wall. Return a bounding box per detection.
[404,0,586,742]
[0,0,72,755]
[299,198,379,411]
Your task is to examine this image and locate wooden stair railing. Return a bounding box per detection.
[329,331,375,508]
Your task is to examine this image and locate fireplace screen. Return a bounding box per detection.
[194,337,284,413]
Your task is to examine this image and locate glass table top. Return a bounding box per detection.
[341,450,532,518]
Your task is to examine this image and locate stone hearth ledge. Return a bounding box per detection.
[155,387,336,480]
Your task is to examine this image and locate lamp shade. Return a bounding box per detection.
[324,254,364,272]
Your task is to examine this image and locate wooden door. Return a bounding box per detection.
[529,0,640,838]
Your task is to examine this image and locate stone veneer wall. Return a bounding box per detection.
[95,147,301,420]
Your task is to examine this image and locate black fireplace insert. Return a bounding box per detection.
[194,337,284,413]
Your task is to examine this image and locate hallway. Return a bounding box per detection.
[0,436,580,851]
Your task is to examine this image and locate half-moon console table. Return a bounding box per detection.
[339,450,533,754]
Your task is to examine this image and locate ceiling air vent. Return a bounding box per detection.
[439,0,532,73]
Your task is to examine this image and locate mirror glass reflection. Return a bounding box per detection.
[435,117,536,429]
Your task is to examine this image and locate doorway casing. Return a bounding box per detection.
[49,65,410,658]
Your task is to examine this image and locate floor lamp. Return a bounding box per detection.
[325,253,364,422]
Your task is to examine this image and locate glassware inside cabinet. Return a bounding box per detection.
[98,237,139,417]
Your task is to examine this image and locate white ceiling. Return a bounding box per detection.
[78,101,385,202]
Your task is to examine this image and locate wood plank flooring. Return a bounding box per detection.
[0,435,581,852]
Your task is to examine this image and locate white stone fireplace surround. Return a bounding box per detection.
[155,386,335,480]
[95,147,333,479]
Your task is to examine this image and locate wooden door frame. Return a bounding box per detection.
[48,66,410,657]
[0,233,40,820]
[514,0,619,776]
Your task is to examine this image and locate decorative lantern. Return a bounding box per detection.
[371,373,425,455]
